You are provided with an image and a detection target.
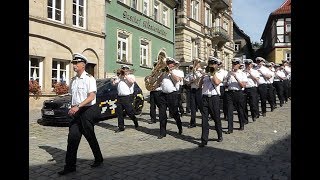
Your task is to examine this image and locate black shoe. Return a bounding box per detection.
[198,142,207,147]
[58,168,76,175]
[157,135,166,139]
[252,117,257,122]
[188,124,196,128]
[90,161,103,168]
[178,128,183,135]
[148,121,156,124]
[280,103,283,107]
[133,119,139,128]
[262,113,266,117]
[224,130,233,134]
[239,127,244,131]
[217,137,223,142]
[115,128,124,133]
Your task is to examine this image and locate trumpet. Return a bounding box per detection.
[113,68,135,76]
[205,66,218,76]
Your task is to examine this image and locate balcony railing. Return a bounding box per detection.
[212,0,230,10]
[211,26,230,42]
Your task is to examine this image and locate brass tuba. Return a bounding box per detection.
[144,56,167,91]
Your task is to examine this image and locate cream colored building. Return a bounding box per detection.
[175,0,234,71]
[29,0,105,95]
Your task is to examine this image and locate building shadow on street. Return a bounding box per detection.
[31,135,291,179]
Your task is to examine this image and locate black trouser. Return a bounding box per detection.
[226,90,246,131]
[150,90,161,122]
[177,86,184,114]
[190,88,202,125]
[220,86,228,119]
[244,87,260,120]
[258,84,268,114]
[116,95,136,129]
[185,86,191,112]
[158,91,182,136]
[266,83,276,110]
[273,81,284,106]
[65,105,103,169]
[283,79,290,102]
[200,95,222,143]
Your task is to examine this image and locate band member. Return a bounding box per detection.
[112,65,139,133]
[58,53,103,175]
[149,62,162,124]
[157,57,184,139]
[198,57,223,147]
[256,57,273,117]
[243,59,260,122]
[216,62,229,120]
[225,58,248,134]
[273,64,286,107]
[184,58,203,128]
[282,60,291,102]
[183,65,193,114]
[265,63,276,111]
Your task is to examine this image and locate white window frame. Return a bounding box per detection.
[72,0,86,28]
[285,51,291,61]
[234,42,241,52]
[47,0,65,23]
[140,40,150,67]
[143,0,149,16]
[192,39,199,59]
[277,18,291,43]
[205,7,212,27]
[162,6,168,26]
[29,57,44,89]
[191,0,199,21]
[117,33,129,63]
[154,1,160,21]
[223,19,228,31]
[52,59,70,89]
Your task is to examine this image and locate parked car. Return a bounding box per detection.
[38,78,144,126]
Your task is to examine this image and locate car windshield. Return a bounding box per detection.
[96,79,117,96]
[96,79,111,89]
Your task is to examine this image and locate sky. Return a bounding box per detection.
[232,0,286,43]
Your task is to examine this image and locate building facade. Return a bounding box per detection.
[105,0,178,93]
[175,0,234,71]
[259,0,291,64]
[233,21,254,61]
[29,0,105,95]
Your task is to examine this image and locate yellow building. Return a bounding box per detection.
[259,0,291,64]
[29,0,105,95]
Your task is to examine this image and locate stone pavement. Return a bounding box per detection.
[29,100,291,180]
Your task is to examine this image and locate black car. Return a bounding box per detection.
[38,78,144,126]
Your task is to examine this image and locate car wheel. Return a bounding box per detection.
[133,94,144,115]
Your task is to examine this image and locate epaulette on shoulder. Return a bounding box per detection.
[86,73,92,77]
[71,76,76,80]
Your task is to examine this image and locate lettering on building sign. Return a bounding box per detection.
[123,11,167,37]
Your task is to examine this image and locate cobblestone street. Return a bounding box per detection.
[29,99,291,180]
